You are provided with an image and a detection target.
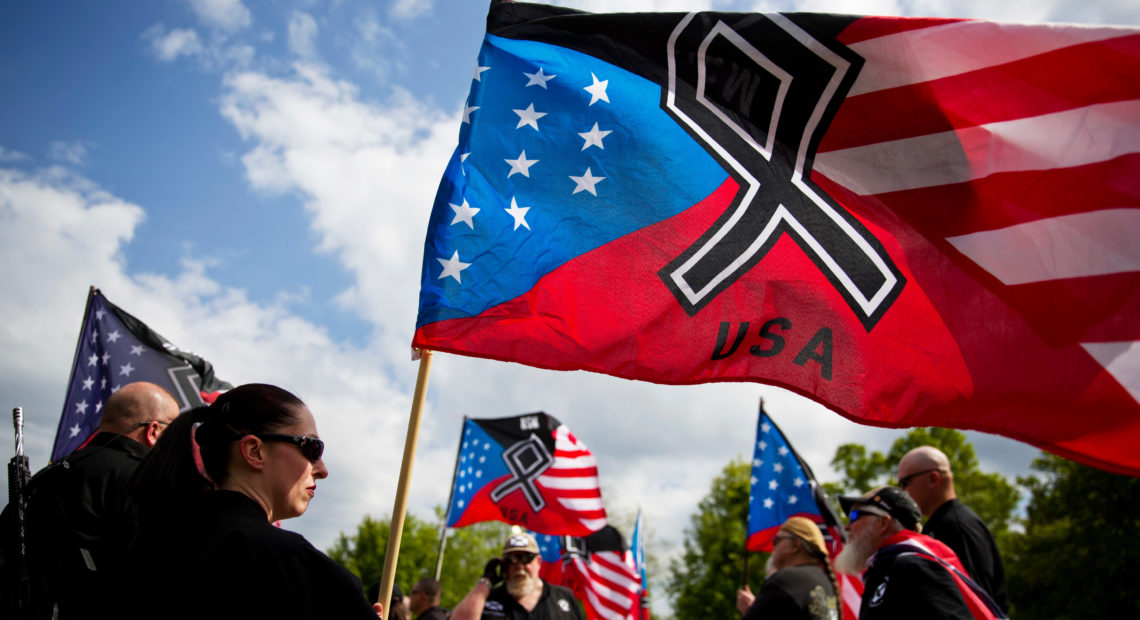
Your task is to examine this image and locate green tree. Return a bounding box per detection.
[327,510,507,610]
[827,427,1018,533]
[666,459,767,618]
[1004,454,1140,619]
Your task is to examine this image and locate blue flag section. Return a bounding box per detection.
[630,510,650,618]
[746,406,844,552]
[53,289,232,461]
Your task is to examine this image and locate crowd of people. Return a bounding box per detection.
[3,379,1012,620]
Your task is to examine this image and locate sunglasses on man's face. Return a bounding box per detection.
[503,552,538,565]
[848,508,887,523]
[254,432,325,462]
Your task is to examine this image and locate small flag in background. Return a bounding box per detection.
[53,288,231,461]
[413,1,1140,476]
[563,525,641,620]
[630,510,650,619]
[446,413,606,536]
[747,405,862,618]
[533,530,566,585]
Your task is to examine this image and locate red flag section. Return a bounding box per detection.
[414,5,1140,475]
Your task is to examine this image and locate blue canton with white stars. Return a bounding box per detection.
[748,411,820,540]
[447,418,511,526]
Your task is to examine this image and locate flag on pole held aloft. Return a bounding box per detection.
[629,511,650,619]
[562,525,641,620]
[747,406,862,618]
[446,413,606,536]
[413,2,1140,475]
[54,289,232,461]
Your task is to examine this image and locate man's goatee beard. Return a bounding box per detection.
[506,573,537,598]
[835,532,875,575]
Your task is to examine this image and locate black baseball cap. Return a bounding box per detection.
[839,486,923,532]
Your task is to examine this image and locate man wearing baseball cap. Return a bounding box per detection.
[836,487,1006,620]
[451,531,583,620]
[736,516,839,620]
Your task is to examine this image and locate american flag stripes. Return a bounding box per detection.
[564,526,641,620]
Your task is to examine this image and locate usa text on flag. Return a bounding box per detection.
[446,413,606,536]
[54,288,232,461]
[413,2,1140,475]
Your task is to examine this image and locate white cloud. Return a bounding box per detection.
[144,25,205,62]
[390,0,432,20]
[0,146,30,162]
[47,141,91,166]
[288,12,319,59]
[188,0,252,33]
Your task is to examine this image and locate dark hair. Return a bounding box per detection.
[132,383,305,532]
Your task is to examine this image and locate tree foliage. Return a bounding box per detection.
[1004,454,1140,619]
[327,509,506,610]
[666,459,767,619]
[827,427,1019,533]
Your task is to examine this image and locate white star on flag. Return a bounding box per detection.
[101,352,110,365]
[463,104,479,124]
[768,480,778,490]
[794,477,804,487]
[788,496,798,504]
[569,167,604,196]
[88,354,98,367]
[583,72,610,105]
[773,463,784,473]
[505,150,539,177]
[106,330,121,343]
[95,309,106,321]
[578,123,611,150]
[758,440,768,451]
[75,401,88,415]
[69,424,81,438]
[513,103,547,131]
[119,362,135,377]
[82,377,94,390]
[761,422,771,433]
[524,67,556,88]
[450,199,480,229]
[505,197,531,231]
[764,498,774,509]
[473,65,490,81]
[778,446,789,456]
[130,345,144,356]
[438,250,472,283]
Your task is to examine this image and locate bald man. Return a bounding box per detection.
[897,446,1008,612]
[24,381,180,619]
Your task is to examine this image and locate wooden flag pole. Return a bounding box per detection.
[377,350,434,620]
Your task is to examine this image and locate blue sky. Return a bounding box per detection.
[1,0,1135,610]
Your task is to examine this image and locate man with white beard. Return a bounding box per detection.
[836,487,1006,620]
[451,532,583,620]
[735,516,839,620]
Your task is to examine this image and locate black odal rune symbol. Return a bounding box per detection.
[167,364,206,412]
[490,434,554,511]
[659,13,905,331]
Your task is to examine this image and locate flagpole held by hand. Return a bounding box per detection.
[377,349,434,620]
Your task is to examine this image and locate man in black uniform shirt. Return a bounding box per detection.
[897,446,1009,611]
[24,381,180,619]
[410,577,450,620]
[736,516,839,620]
[451,532,583,620]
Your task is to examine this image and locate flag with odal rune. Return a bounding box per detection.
[412,2,1140,474]
[562,525,641,620]
[54,289,232,461]
[446,413,606,536]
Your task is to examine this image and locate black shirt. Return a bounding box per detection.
[861,546,974,620]
[742,564,838,620]
[924,499,1009,611]
[481,581,583,620]
[121,490,376,620]
[417,606,450,620]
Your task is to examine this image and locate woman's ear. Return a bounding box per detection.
[237,435,267,471]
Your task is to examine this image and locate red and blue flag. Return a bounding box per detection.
[413,2,1140,475]
[54,288,231,461]
[446,413,606,536]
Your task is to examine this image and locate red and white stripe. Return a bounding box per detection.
[815,19,1140,410]
[537,424,608,532]
[568,550,642,620]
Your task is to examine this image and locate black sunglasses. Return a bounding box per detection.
[504,552,538,565]
[897,468,939,489]
[848,508,887,523]
[254,433,325,462]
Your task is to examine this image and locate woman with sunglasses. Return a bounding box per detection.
[121,383,381,619]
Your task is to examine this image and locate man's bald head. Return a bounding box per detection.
[99,382,180,446]
[897,446,955,517]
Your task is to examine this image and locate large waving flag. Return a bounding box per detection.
[747,406,862,618]
[446,413,606,536]
[53,288,231,461]
[413,1,1140,475]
